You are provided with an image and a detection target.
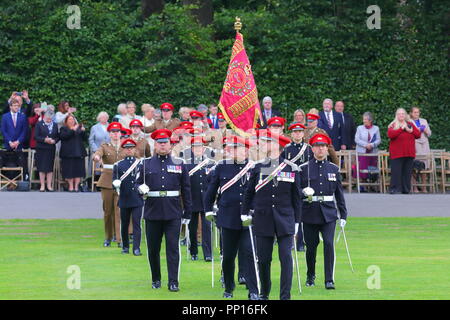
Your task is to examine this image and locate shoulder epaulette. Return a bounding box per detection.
[173,156,186,164]
[329,161,339,169]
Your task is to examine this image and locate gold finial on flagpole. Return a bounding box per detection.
[234,17,242,31]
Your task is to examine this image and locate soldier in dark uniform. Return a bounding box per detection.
[185,136,215,261]
[204,135,259,300]
[241,131,302,300]
[112,139,143,256]
[136,129,192,292]
[283,122,313,252]
[298,133,348,290]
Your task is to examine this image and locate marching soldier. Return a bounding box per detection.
[93,122,126,247]
[204,135,259,300]
[129,119,152,158]
[304,111,339,166]
[136,129,192,292]
[241,131,302,300]
[298,133,348,290]
[185,136,216,261]
[284,122,313,252]
[112,139,143,256]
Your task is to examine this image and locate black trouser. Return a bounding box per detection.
[221,227,258,294]
[120,207,142,250]
[219,228,245,281]
[257,235,293,300]
[188,211,211,259]
[303,221,336,283]
[296,223,305,248]
[390,157,414,193]
[145,219,181,285]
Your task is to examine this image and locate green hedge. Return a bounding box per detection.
[1,0,448,149]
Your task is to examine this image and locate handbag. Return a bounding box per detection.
[412,160,425,173]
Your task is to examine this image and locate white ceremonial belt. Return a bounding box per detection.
[103,164,114,169]
[147,191,180,197]
[304,196,334,202]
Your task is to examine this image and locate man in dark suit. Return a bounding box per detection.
[318,98,347,151]
[208,104,220,129]
[298,133,348,290]
[334,101,356,150]
[1,98,29,180]
[260,96,281,128]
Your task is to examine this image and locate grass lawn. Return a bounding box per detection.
[0,217,449,300]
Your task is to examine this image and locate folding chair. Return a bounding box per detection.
[355,151,383,193]
[440,152,450,193]
[379,151,391,193]
[411,153,436,193]
[336,150,353,193]
[0,150,25,190]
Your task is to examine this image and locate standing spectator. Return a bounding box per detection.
[410,106,432,193]
[178,107,192,122]
[55,101,76,128]
[1,98,29,180]
[141,104,155,152]
[208,104,220,129]
[59,114,87,192]
[334,101,356,149]
[112,103,127,123]
[387,108,421,194]
[292,109,306,126]
[28,103,44,150]
[34,110,59,192]
[260,96,281,128]
[120,101,142,129]
[354,112,381,190]
[89,112,110,153]
[318,98,346,151]
[3,90,33,116]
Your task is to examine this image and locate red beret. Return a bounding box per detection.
[223,135,250,149]
[191,137,207,146]
[258,130,291,147]
[306,113,320,121]
[179,121,194,129]
[129,119,143,127]
[188,128,204,136]
[160,103,174,111]
[217,113,225,121]
[107,122,122,132]
[151,129,172,142]
[121,138,137,148]
[190,110,204,119]
[267,117,286,127]
[309,133,332,146]
[121,128,132,137]
[288,122,306,131]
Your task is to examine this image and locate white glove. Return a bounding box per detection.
[138,184,149,195]
[181,219,190,225]
[340,219,346,228]
[112,179,121,189]
[295,223,299,236]
[205,211,216,222]
[240,215,252,227]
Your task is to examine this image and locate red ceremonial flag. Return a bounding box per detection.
[218,27,262,137]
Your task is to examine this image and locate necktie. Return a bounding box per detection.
[13,113,17,127]
[327,112,332,129]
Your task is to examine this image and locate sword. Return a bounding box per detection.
[211,220,215,288]
[248,225,261,295]
[341,226,354,273]
[185,222,190,261]
[292,235,302,295]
